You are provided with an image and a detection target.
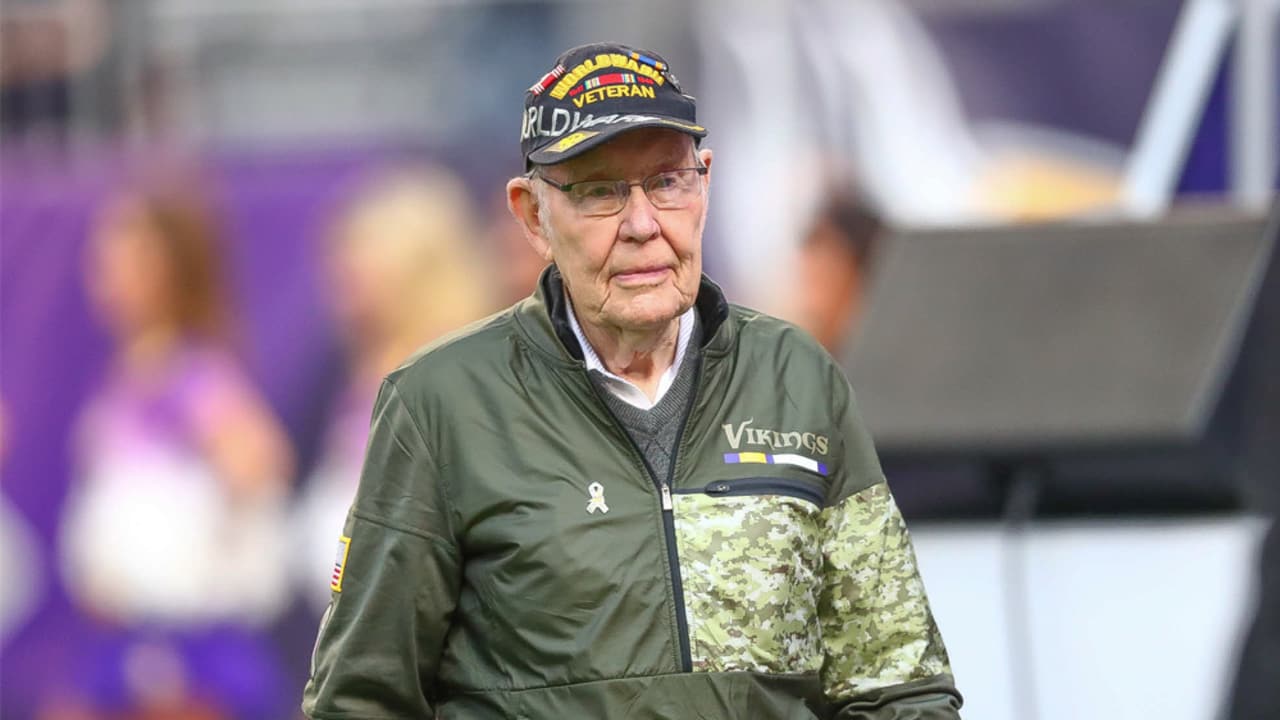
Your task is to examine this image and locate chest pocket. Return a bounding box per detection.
[671,477,826,675]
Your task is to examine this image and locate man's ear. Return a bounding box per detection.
[698,148,713,188]
[507,177,554,262]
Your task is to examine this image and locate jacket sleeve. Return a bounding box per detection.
[302,379,462,719]
[819,376,963,719]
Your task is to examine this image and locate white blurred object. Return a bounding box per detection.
[61,445,290,625]
[800,0,987,226]
[697,0,809,311]
[699,0,1130,310]
[699,0,986,308]
[291,463,361,612]
[1231,0,1279,211]
[1123,0,1279,217]
[912,515,1265,720]
[0,495,44,640]
[1122,0,1238,218]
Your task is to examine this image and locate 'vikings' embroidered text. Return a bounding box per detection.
[722,418,829,455]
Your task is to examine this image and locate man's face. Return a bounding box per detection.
[514,128,712,333]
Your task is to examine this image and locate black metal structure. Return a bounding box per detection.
[844,203,1279,518]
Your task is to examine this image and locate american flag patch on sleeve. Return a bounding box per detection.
[330,535,351,592]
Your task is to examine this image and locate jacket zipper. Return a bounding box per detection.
[661,357,701,672]
[675,477,826,508]
[582,356,701,673]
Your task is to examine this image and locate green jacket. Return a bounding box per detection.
[303,269,962,719]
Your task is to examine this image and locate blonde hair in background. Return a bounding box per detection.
[329,166,493,365]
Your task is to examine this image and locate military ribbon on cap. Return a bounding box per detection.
[628,51,666,72]
[528,64,565,95]
[586,482,609,514]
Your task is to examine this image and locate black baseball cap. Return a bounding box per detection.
[520,42,708,169]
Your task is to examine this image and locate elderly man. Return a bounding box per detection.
[303,42,962,719]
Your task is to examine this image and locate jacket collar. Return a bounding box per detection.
[514,265,733,366]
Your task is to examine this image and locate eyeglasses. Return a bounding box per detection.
[535,166,708,217]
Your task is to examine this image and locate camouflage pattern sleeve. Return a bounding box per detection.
[818,483,961,718]
[819,373,962,718]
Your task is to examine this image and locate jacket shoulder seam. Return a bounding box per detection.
[382,378,432,456]
[380,378,460,544]
[402,310,518,366]
[350,508,460,559]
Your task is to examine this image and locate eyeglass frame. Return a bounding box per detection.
[531,165,709,217]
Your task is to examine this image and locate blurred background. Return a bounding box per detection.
[0,0,1276,718]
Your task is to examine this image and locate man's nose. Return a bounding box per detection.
[618,185,661,243]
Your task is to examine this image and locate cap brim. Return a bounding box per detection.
[527,116,708,166]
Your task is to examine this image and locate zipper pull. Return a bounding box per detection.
[661,483,673,511]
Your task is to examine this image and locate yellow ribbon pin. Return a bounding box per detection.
[586,482,609,514]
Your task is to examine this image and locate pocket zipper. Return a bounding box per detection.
[677,477,826,508]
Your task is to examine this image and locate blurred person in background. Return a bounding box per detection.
[292,166,492,612]
[49,186,295,720]
[793,191,884,355]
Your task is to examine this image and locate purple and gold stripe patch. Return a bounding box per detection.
[723,452,829,475]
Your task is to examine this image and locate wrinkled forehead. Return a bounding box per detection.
[538,128,697,179]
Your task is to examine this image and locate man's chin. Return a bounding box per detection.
[606,296,688,333]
